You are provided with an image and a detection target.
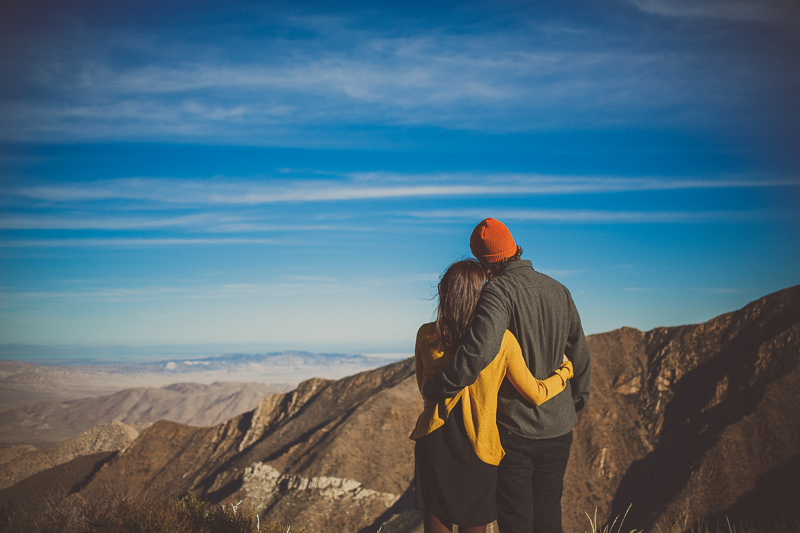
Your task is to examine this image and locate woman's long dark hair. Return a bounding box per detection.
[435,259,486,352]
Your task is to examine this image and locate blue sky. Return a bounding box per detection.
[1,0,798,358]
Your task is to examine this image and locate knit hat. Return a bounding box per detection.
[470,218,517,264]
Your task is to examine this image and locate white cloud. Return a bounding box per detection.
[538,268,586,277]
[0,8,775,142]
[411,208,769,224]
[284,275,335,282]
[624,286,744,293]
[626,0,800,23]
[0,238,280,248]
[0,213,210,230]
[0,212,347,233]
[0,286,191,300]
[9,174,798,207]
[0,278,348,303]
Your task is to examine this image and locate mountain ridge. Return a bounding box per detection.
[2,285,798,532]
[0,381,291,449]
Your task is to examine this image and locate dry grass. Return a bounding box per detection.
[585,504,641,533]
[584,506,799,533]
[654,517,800,533]
[4,494,796,533]
[0,493,303,533]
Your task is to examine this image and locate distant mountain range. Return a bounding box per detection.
[134,350,390,374]
[1,286,798,533]
[0,351,400,410]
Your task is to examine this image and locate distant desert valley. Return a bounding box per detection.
[1,286,798,533]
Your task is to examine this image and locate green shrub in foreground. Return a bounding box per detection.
[0,493,302,533]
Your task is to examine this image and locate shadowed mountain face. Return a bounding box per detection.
[0,421,143,495]
[2,286,798,532]
[566,285,800,532]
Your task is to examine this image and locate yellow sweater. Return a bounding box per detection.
[410,322,574,466]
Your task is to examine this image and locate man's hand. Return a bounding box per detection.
[563,353,569,363]
[420,379,434,409]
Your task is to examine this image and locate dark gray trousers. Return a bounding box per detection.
[496,429,572,533]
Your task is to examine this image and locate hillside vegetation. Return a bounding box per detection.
[0,493,300,533]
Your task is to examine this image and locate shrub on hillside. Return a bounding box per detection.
[0,493,302,533]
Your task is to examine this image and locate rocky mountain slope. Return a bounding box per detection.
[77,359,420,532]
[566,284,800,531]
[2,285,798,532]
[0,381,289,449]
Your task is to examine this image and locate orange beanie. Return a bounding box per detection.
[470,218,517,263]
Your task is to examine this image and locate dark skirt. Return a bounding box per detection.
[414,398,498,527]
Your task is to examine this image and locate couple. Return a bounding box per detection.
[411,218,591,533]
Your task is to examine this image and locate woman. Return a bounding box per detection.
[411,259,573,533]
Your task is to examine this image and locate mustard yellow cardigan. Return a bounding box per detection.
[411,322,573,466]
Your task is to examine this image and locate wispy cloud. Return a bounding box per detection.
[1,6,788,143]
[538,268,587,277]
[0,238,281,248]
[624,287,745,293]
[410,208,773,224]
[9,174,798,207]
[284,275,335,282]
[626,0,800,23]
[0,214,211,230]
[0,212,346,233]
[0,286,192,301]
[0,278,348,302]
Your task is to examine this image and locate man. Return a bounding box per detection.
[422,218,591,533]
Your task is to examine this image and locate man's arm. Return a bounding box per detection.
[422,285,509,402]
[564,291,591,412]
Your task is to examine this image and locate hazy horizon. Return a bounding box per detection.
[0,342,411,366]
[2,282,794,366]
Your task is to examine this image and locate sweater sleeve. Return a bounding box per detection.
[423,284,509,402]
[506,343,574,405]
[564,290,591,412]
[414,326,425,394]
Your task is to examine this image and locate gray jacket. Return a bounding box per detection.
[423,259,591,439]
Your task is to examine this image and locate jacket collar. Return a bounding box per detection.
[496,259,533,276]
